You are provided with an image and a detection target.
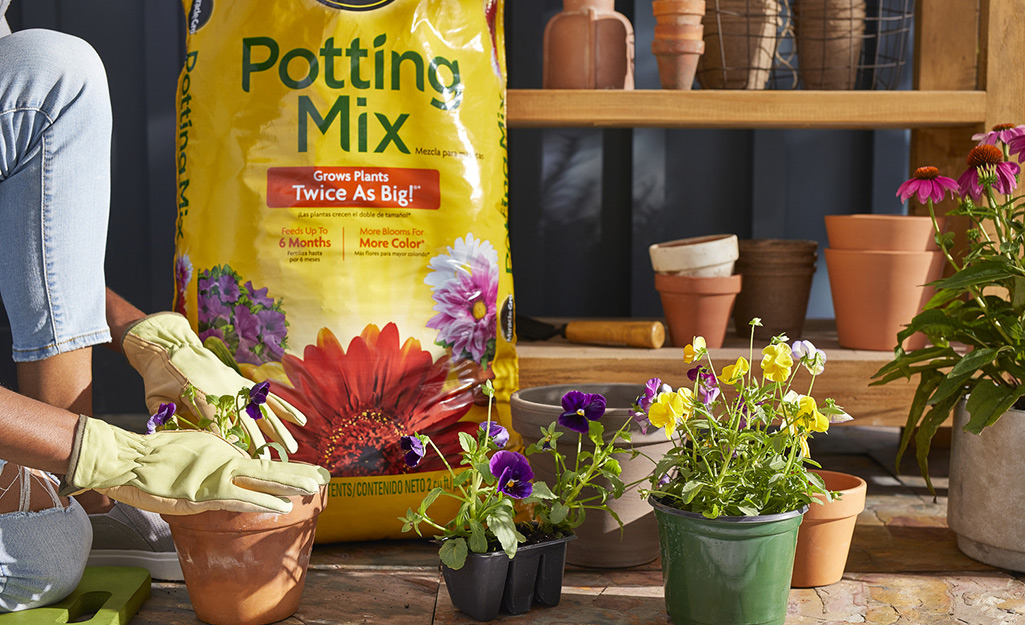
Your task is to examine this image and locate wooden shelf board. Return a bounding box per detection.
[507,89,987,130]
[516,319,917,427]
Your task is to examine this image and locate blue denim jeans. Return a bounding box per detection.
[0,461,92,612]
[0,29,111,362]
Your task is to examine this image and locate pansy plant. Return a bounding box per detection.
[521,391,635,538]
[399,380,529,570]
[637,319,852,519]
[145,380,285,459]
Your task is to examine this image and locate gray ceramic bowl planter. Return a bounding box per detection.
[441,535,575,621]
[510,383,674,568]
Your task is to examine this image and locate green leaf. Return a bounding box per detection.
[475,462,496,484]
[468,519,487,554]
[457,432,476,454]
[453,469,472,487]
[419,487,444,513]
[935,260,1014,290]
[588,420,605,446]
[439,538,468,570]
[964,380,1023,434]
[486,506,521,560]
[549,502,569,525]
[949,347,1001,378]
[529,481,557,500]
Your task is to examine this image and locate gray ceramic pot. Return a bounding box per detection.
[510,383,673,568]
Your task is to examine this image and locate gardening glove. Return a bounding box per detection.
[122,312,304,455]
[59,416,329,515]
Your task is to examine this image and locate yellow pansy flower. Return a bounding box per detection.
[720,357,749,384]
[648,388,695,439]
[795,395,829,433]
[683,337,706,363]
[760,343,793,383]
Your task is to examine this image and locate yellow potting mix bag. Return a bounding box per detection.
[174,0,514,541]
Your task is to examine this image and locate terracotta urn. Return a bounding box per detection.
[162,485,328,625]
[654,272,742,348]
[791,470,867,587]
[543,0,635,89]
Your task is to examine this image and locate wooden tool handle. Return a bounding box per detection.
[564,320,666,349]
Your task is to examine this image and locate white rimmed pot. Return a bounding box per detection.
[648,234,739,277]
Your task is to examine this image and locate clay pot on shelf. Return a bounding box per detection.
[649,234,739,277]
[732,239,818,340]
[825,248,944,351]
[654,272,742,348]
[543,0,635,89]
[652,38,706,89]
[697,0,781,89]
[824,214,947,351]
[162,486,327,625]
[510,383,674,569]
[824,214,946,251]
[791,470,867,587]
[653,0,706,27]
[793,0,867,90]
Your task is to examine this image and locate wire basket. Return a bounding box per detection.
[697,0,913,90]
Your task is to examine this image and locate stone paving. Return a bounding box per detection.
[129,427,1025,625]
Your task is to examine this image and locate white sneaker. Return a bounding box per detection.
[87,500,184,581]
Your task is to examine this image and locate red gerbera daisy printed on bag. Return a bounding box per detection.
[272,323,477,477]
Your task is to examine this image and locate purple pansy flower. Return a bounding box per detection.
[558,391,607,433]
[146,402,176,434]
[245,381,270,420]
[479,422,509,448]
[687,366,720,406]
[400,435,425,468]
[490,450,534,499]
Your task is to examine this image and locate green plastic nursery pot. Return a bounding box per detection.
[650,497,805,625]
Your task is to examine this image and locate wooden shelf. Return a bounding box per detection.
[516,319,917,427]
[507,89,987,130]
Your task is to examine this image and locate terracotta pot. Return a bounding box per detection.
[652,39,706,89]
[793,0,867,90]
[649,234,739,277]
[510,383,674,568]
[825,248,945,351]
[825,214,947,251]
[162,486,328,625]
[654,24,705,39]
[654,272,742,348]
[697,0,781,89]
[791,470,867,587]
[543,0,635,89]
[733,239,817,339]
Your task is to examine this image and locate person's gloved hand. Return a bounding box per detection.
[122,312,304,455]
[59,416,329,515]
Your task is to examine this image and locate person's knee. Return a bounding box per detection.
[1,29,111,126]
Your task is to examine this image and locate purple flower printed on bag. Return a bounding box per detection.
[424,234,499,367]
[196,264,289,366]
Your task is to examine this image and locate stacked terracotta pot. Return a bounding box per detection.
[651,0,706,89]
[732,239,818,340]
[824,215,946,351]
[649,234,741,348]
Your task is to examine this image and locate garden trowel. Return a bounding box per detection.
[516,315,665,349]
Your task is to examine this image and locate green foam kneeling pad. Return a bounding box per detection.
[0,566,151,625]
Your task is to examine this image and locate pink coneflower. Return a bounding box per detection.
[972,123,1025,146]
[896,166,959,205]
[957,144,1020,200]
[1008,135,1025,163]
